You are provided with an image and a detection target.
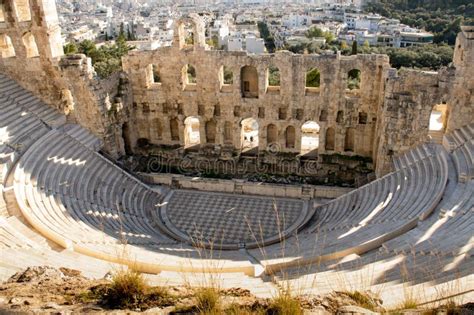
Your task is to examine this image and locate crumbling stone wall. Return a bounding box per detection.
[122,16,390,168]
[374,27,473,176]
[0,0,70,112]
[0,0,130,158]
[0,5,472,181]
[447,26,474,133]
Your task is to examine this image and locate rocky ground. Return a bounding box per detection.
[0,267,472,314]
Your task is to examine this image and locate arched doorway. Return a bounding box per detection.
[344,128,355,152]
[170,118,180,141]
[267,124,278,146]
[428,104,448,144]
[241,118,259,153]
[184,116,200,147]
[285,126,295,149]
[301,121,320,155]
[205,120,216,144]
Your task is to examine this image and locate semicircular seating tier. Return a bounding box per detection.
[1,73,473,306]
[265,123,474,306]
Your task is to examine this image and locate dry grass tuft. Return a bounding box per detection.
[398,297,419,310]
[267,290,303,315]
[344,291,378,311]
[194,287,221,314]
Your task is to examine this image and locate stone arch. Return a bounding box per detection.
[301,121,320,154]
[174,15,206,49]
[176,20,196,49]
[428,104,449,143]
[285,126,296,149]
[224,121,233,144]
[0,34,16,58]
[347,69,361,90]
[319,109,328,122]
[14,0,31,22]
[170,118,180,141]
[325,127,335,151]
[344,127,355,152]
[184,116,201,147]
[241,118,259,151]
[241,66,258,98]
[22,32,39,58]
[205,120,217,144]
[267,123,278,145]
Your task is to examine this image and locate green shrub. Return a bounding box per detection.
[103,269,148,308]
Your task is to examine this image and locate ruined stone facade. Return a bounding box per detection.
[0,6,472,182]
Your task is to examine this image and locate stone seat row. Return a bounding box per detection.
[392,143,434,171]
[270,133,473,306]
[15,130,173,246]
[13,129,257,275]
[248,145,448,273]
[0,76,65,128]
[443,123,474,152]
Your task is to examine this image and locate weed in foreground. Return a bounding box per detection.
[103,268,148,308]
[397,297,419,310]
[195,287,221,314]
[92,268,172,310]
[344,291,378,311]
[267,290,303,315]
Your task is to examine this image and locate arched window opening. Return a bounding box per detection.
[319,110,328,122]
[14,0,31,22]
[205,120,216,144]
[170,118,180,141]
[241,66,258,98]
[359,111,368,124]
[221,66,233,85]
[241,118,259,152]
[267,66,280,92]
[0,34,16,58]
[305,68,321,94]
[325,127,335,151]
[336,110,344,123]
[224,121,233,144]
[301,121,320,154]
[184,116,201,147]
[285,126,296,149]
[344,128,355,152]
[183,64,196,85]
[152,64,161,84]
[428,104,448,144]
[347,69,361,90]
[180,22,195,48]
[267,124,278,146]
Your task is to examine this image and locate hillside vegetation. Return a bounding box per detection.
[365,0,474,45]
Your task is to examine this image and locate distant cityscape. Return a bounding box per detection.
[57,0,434,53]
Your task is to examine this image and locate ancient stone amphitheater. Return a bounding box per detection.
[0,1,473,308]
